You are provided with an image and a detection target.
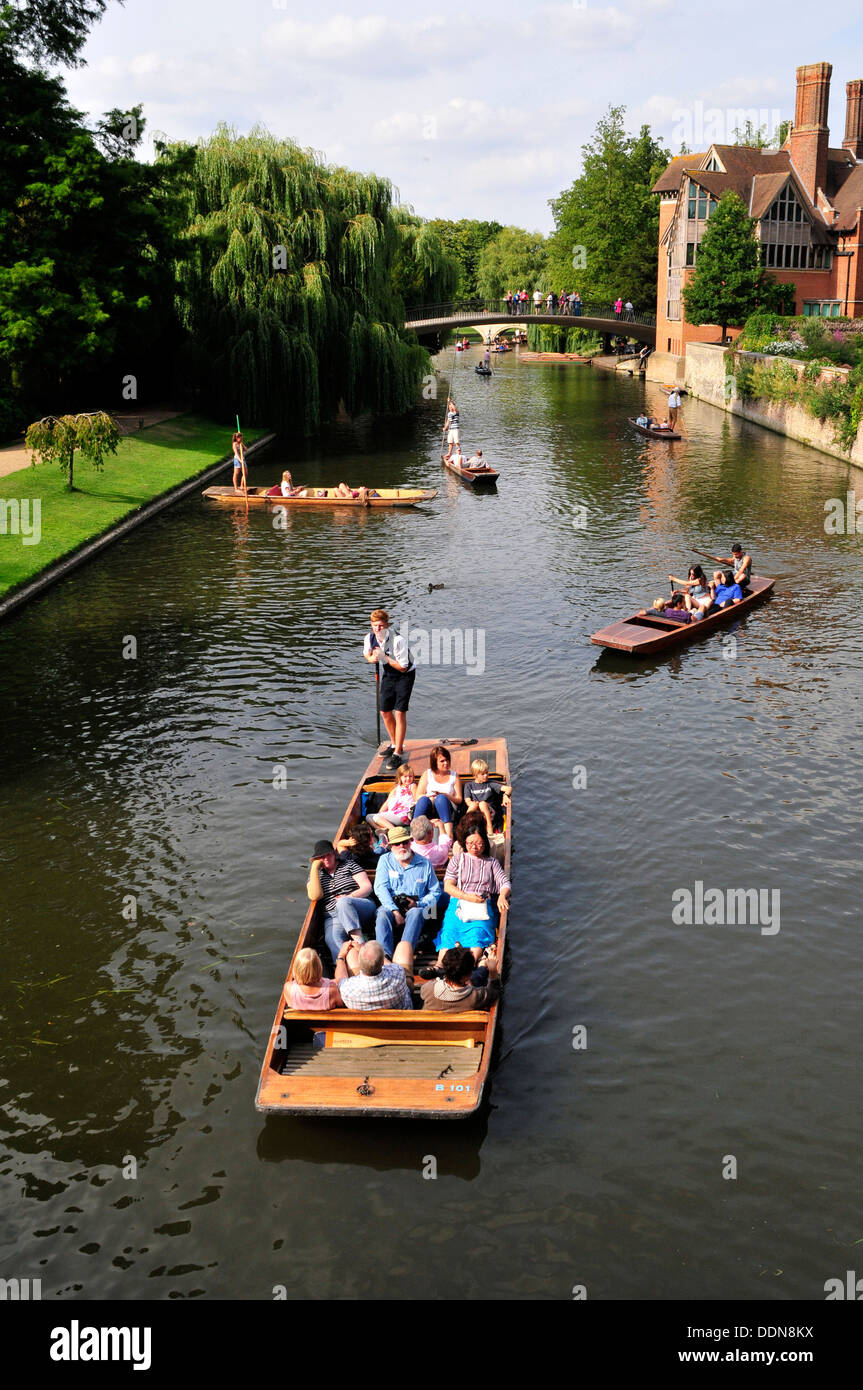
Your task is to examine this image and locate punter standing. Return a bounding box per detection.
[667,387,682,430]
[363,609,416,769]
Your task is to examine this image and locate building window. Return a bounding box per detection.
[803,300,842,317]
[685,243,695,266]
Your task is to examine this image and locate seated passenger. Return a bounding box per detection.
[421,944,501,1012]
[287,948,345,1010]
[307,838,376,965]
[669,565,712,619]
[466,450,491,470]
[410,814,453,868]
[462,758,511,835]
[414,745,462,838]
[373,825,442,956]
[336,939,414,1010]
[280,470,305,497]
[660,592,691,624]
[635,414,651,428]
[435,820,511,965]
[367,763,417,837]
[712,569,743,608]
[336,820,381,875]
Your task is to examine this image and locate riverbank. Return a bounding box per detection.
[686,343,863,468]
[0,414,271,609]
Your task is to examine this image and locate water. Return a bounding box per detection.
[1,347,861,1300]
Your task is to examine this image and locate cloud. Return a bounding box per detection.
[266,12,459,74]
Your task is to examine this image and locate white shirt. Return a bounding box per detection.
[363,627,413,672]
[668,391,681,408]
[533,291,542,304]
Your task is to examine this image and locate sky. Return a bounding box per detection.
[59,0,863,234]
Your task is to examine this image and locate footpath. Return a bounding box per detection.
[0,413,273,619]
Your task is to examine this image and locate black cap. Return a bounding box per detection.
[312,839,335,860]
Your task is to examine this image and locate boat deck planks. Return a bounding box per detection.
[591,577,775,654]
[281,1045,482,1078]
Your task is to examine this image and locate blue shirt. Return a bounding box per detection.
[713,582,742,606]
[374,851,442,915]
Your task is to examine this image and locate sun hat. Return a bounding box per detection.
[386,825,411,845]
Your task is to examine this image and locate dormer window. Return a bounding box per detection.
[767,185,804,222]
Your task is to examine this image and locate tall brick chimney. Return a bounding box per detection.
[789,62,832,200]
[843,79,863,159]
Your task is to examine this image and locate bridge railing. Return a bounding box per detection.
[405,298,656,327]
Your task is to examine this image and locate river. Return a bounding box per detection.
[1,345,861,1300]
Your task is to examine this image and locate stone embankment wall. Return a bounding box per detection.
[685,343,863,468]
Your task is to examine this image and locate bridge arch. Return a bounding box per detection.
[404,299,656,347]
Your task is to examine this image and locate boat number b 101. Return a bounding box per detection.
[434,1083,471,1092]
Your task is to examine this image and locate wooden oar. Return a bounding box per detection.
[373,634,381,747]
[324,1031,476,1050]
[691,548,721,562]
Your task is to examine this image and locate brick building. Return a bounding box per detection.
[653,62,863,361]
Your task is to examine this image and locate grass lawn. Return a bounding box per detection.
[0,414,267,598]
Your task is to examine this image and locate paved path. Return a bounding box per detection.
[0,409,183,479]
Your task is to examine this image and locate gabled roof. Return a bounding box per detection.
[653,142,844,232]
[831,163,863,229]
[651,154,707,193]
[750,172,792,218]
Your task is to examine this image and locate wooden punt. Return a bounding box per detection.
[590,576,775,655]
[255,736,511,1120]
[519,351,592,363]
[202,485,437,508]
[441,455,499,486]
[629,419,681,440]
[475,365,493,376]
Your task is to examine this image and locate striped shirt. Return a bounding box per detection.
[446,851,510,898]
[319,853,365,916]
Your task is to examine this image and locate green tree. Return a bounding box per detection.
[426,219,503,297]
[0,41,191,424]
[1,0,117,65]
[732,120,773,148]
[26,409,119,490]
[682,191,788,341]
[475,226,547,298]
[390,212,460,310]
[546,106,670,310]
[174,125,434,434]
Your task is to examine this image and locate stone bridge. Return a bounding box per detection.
[405,298,656,347]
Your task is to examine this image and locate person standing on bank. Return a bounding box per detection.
[363,609,416,769]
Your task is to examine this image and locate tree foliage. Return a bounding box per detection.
[475,226,547,298]
[0,38,190,426]
[390,212,459,310]
[26,409,119,489]
[174,125,438,433]
[426,219,503,297]
[1,0,116,66]
[546,106,670,309]
[682,191,789,340]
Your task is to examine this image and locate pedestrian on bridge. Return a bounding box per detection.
[614,297,623,318]
[533,289,542,314]
[505,290,513,315]
[625,300,634,321]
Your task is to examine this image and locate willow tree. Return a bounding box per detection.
[26,410,119,490]
[174,127,452,434]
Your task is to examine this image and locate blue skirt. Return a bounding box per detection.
[434,896,498,952]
